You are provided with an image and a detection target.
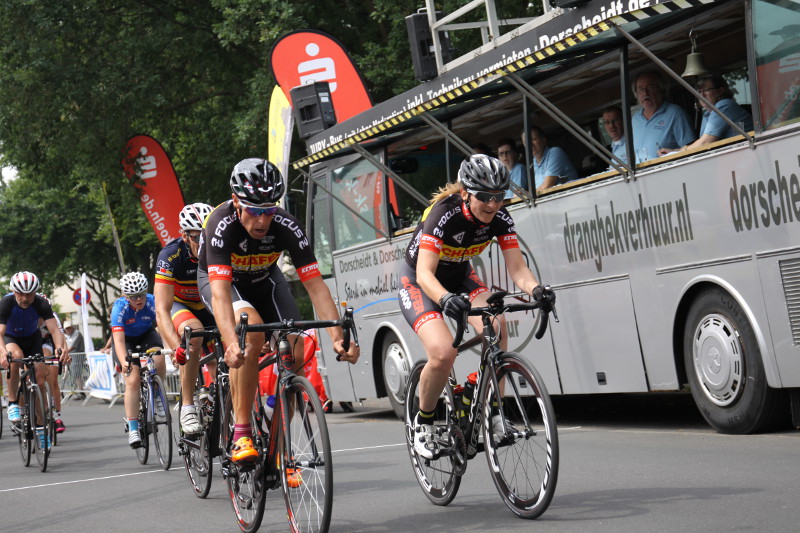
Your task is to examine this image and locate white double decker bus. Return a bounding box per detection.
[296,0,800,433]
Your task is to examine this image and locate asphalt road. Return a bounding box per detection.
[1,393,798,533]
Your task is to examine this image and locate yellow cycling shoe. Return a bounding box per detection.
[285,467,303,488]
[231,437,259,464]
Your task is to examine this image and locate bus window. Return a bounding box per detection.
[388,148,461,226]
[311,192,334,277]
[753,0,800,129]
[330,157,389,249]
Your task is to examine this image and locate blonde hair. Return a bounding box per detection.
[430,182,462,204]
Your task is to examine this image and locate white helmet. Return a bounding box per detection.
[10,271,40,294]
[179,202,213,231]
[120,272,148,295]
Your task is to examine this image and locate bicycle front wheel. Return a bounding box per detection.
[16,395,32,466]
[403,361,462,506]
[46,383,57,447]
[181,383,213,498]
[30,384,49,472]
[151,375,173,470]
[136,380,150,465]
[482,353,559,519]
[280,376,333,533]
[222,389,266,533]
[1,398,4,439]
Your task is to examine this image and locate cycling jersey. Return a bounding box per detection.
[111,294,157,337]
[198,200,321,286]
[0,293,55,338]
[404,194,519,284]
[155,237,204,310]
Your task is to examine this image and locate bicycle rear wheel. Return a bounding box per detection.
[222,390,267,533]
[30,384,49,472]
[403,361,462,506]
[181,382,213,498]
[151,375,173,470]
[280,376,333,533]
[136,380,150,465]
[482,353,559,519]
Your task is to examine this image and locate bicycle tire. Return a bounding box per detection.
[16,389,32,466]
[136,380,150,465]
[280,375,333,533]
[482,353,559,519]
[223,388,266,533]
[404,361,462,506]
[47,383,57,447]
[30,384,49,472]
[1,399,4,439]
[151,375,173,470]
[181,382,213,498]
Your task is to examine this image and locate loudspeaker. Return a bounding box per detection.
[290,82,337,140]
[406,12,453,82]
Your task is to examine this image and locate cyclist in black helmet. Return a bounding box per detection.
[398,154,555,460]
[197,158,359,464]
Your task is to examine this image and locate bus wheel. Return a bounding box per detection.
[382,332,410,419]
[684,287,786,433]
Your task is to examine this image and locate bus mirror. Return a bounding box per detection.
[389,157,419,174]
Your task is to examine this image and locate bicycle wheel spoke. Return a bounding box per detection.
[181,379,214,498]
[282,376,332,533]
[482,354,558,519]
[404,362,462,506]
[151,375,173,470]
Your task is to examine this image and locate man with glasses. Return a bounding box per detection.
[661,74,753,155]
[631,70,695,163]
[197,158,359,464]
[495,138,527,199]
[111,271,164,448]
[154,202,214,435]
[398,155,554,459]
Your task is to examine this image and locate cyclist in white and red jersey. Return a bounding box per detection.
[154,202,215,435]
[197,158,359,464]
[398,154,555,459]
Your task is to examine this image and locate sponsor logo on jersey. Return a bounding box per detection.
[419,234,442,253]
[401,275,425,315]
[439,240,491,262]
[498,234,519,249]
[297,262,320,281]
[453,231,465,244]
[274,213,305,240]
[230,252,281,270]
[239,239,247,252]
[208,265,232,278]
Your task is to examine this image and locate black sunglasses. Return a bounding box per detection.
[469,190,505,204]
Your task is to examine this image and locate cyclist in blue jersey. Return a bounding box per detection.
[0,272,69,428]
[154,202,215,435]
[111,271,164,448]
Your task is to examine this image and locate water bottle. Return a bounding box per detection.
[462,371,478,410]
[264,395,276,422]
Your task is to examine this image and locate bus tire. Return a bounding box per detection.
[684,287,786,434]
[382,332,410,420]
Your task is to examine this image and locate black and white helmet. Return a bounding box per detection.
[179,202,213,231]
[10,271,40,294]
[120,272,148,295]
[229,158,285,206]
[457,154,510,191]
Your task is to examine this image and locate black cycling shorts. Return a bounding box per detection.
[111,328,163,361]
[397,262,488,333]
[3,333,44,358]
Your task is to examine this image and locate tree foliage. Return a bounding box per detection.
[0,0,537,333]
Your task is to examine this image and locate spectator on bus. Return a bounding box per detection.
[495,137,527,199]
[602,105,628,167]
[660,74,753,155]
[521,126,578,193]
[631,70,695,162]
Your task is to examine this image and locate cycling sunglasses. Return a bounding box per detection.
[242,205,278,217]
[468,190,505,204]
[186,232,201,243]
[127,293,147,301]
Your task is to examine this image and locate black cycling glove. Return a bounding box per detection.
[532,284,556,304]
[439,292,471,320]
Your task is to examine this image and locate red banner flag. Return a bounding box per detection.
[270,30,372,123]
[121,135,185,246]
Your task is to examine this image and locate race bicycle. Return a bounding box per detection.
[224,308,358,533]
[404,289,559,519]
[6,353,60,472]
[124,347,174,470]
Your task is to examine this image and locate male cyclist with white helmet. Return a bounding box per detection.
[398,154,555,459]
[0,272,69,431]
[111,271,164,448]
[154,202,216,435]
[197,158,360,464]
